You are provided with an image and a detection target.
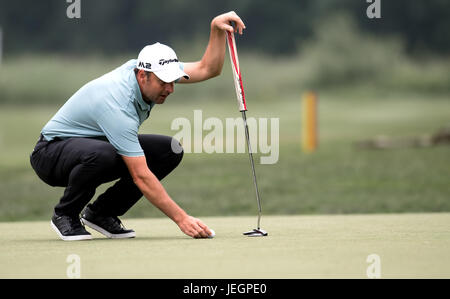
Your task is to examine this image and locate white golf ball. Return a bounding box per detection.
[208,229,215,238]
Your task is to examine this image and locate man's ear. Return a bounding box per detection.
[140,70,152,82]
[136,70,146,83]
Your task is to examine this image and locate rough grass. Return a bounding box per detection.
[0,92,450,221]
[0,52,449,221]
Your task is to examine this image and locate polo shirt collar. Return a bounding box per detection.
[130,71,152,112]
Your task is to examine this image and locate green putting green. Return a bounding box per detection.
[1,213,449,278]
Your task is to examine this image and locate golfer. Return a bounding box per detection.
[30,12,246,241]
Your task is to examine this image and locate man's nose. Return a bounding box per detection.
[165,82,174,94]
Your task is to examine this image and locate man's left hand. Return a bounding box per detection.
[211,11,246,35]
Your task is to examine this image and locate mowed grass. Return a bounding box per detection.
[1,213,449,278]
[1,91,450,220]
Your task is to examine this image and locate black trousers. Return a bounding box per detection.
[30,134,183,217]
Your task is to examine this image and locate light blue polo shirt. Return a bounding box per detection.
[41,59,156,157]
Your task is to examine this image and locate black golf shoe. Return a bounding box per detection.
[81,204,136,239]
[51,214,92,241]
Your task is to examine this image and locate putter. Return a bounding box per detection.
[226,28,268,237]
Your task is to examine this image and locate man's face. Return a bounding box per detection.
[137,71,174,104]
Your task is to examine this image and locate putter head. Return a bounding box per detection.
[243,228,268,237]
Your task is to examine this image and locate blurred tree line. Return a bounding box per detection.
[0,0,449,57]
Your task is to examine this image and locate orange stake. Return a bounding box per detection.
[302,92,318,153]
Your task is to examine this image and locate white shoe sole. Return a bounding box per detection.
[51,220,92,241]
[81,218,136,239]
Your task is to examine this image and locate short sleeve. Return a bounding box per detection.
[174,62,184,84]
[97,109,144,157]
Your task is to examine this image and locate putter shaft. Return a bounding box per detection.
[242,111,262,230]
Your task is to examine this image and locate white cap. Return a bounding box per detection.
[136,42,189,83]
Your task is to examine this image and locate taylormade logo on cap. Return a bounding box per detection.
[136,42,189,83]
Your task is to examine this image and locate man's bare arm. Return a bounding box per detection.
[121,155,211,238]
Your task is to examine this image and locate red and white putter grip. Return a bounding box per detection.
[226,30,247,112]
